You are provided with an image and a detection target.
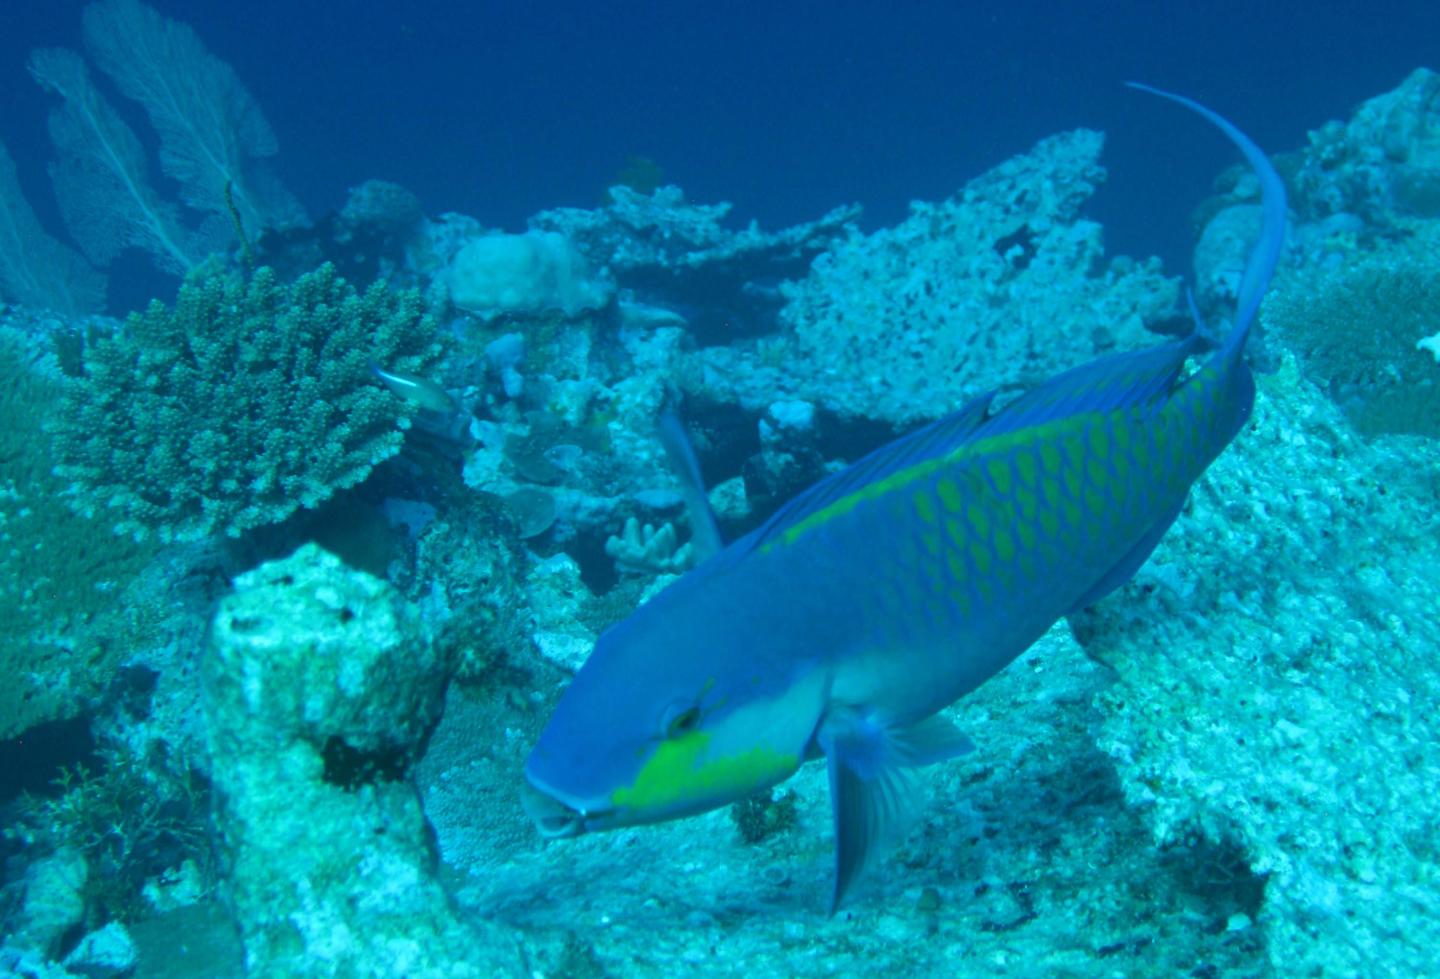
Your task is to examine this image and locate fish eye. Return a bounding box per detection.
[664,706,701,739]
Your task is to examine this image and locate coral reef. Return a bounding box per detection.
[1192,67,1440,442]
[9,54,1440,979]
[1290,67,1440,227]
[533,185,858,339]
[690,129,1180,424]
[204,544,521,978]
[1251,71,1440,441]
[53,263,446,542]
[415,75,1440,977]
[1263,225,1440,437]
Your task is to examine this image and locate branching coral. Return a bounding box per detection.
[604,516,695,575]
[54,263,446,542]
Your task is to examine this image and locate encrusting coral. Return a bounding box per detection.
[53,262,446,542]
[1262,226,1440,438]
[0,325,154,739]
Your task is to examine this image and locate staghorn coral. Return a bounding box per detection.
[54,263,446,542]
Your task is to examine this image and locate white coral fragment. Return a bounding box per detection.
[605,516,695,575]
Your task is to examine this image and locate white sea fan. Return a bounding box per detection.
[81,0,306,236]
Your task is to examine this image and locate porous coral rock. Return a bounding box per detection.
[1291,67,1440,225]
[524,552,596,673]
[61,921,135,978]
[10,848,87,960]
[445,230,614,319]
[1080,354,1440,978]
[204,543,520,978]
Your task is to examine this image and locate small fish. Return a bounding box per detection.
[369,361,457,413]
[522,86,1286,911]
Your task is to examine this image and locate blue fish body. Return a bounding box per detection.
[524,86,1286,910]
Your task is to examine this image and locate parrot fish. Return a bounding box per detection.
[522,85,1286,911]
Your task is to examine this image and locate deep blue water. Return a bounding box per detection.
[5,1,1438,313]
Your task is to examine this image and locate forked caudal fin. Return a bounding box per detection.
[1126,83,1287,365]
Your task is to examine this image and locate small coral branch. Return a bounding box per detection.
[604,516,695,575]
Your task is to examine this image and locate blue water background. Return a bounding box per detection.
[3,1,1437,311]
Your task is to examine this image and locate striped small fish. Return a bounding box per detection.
[523,86,1285,911]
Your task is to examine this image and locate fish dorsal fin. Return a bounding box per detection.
[743,389,996,554]
[741,334,1196,558]
[974,335,1199,441]
[657,410,724,561]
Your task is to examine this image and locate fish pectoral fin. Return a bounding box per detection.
[895,713,976,766]
[826,746,918,914]
[821,711,974,913]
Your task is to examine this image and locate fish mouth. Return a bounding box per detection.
[520,777,604,838]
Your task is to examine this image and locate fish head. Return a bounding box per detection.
[523,589,821,837]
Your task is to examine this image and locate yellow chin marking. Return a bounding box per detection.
[611,731,798,812]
